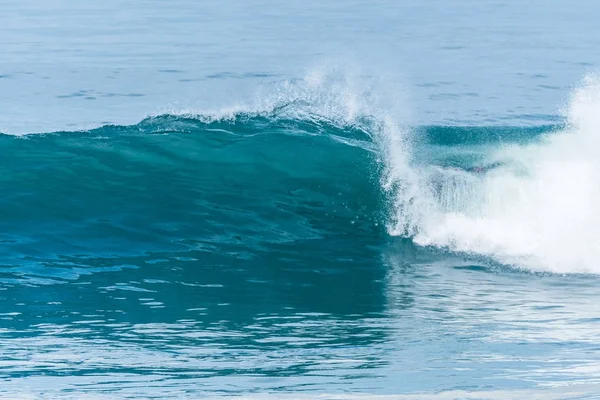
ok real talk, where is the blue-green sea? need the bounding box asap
[3,1,600,399]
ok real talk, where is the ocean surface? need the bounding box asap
[3,1,600,399]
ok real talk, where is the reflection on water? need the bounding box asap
[1,238,600,397]
[0,234,389,395]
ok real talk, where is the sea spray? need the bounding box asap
[392,75,600,273]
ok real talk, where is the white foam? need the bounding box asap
[387,74,600,273]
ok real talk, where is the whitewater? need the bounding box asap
[389,75,600,273]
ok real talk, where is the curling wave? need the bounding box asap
[2,70,599,274]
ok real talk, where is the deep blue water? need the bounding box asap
[3,1,600,399]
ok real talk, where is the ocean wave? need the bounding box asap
[3,69,599,274]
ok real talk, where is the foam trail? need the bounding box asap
[387,74,600,273]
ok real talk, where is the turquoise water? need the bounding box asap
[3,1,600,399]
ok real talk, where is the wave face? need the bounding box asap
[0,113,386,271]
[2,71,599,274]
